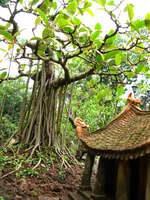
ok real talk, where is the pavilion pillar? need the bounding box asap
[116,160,130,200]
[92,157,108,200]
[79,152,95,191]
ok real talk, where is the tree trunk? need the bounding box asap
[20,61,65,152]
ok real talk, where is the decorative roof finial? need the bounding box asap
[127,92,142,106]
[74,118,89,138]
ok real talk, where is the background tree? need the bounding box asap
[0,0,150,155]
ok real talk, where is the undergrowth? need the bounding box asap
[0,144,76,179]
[0,115,17,140]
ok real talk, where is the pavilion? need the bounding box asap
[66,103,150,200]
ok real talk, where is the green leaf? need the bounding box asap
[21,64,26,71]
[117,86,124,96]
[66,0,77,15]
[107,0,114,6]
[30,0,39,6]
[19,0,23,4]
[0,0,8,7]
[90,31,100,41]
[132,19,145,29]
[0,72,7,79]
[126,71,134,79]
[56,15,71,28]
[96,90,105,101]
[109,66,117,73]
[44,0,49,6]
[104,51,118,60]
[72,17,80,26]
[56,51,62,60]
[63,26,74,33]
[146,73,150,78]
[143,65,149,72]
[79,34,87,43]
[31,37,42,40]
[84,2,92,9]
[95,22,102,31]
[52,2,57,10]
[0,25,6,30]
[42,27,53,38]
[105,36,115,46]
[37,8,48,27]
[0,29,13,41]
[38,44,47,56]
[135,64,144,73]
[96,54,103,64]
[125,4,134,21]
[105,88,112,101]
[79,27,87,32]
[93,0,106,7]
[78,7,83,15]
[37,1,49,13]
[115,54,121,66]
[93,39,102,48]
[145,13,150,30]
[0,48,7,52]
[98,0,106,7]
[35,16,41,27]
[86,8,94,17]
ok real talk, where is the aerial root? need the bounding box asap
[32,157,42,170]
[28,144,40,159]
[65,147,78,164]
[0,163,22,179]
[55,145,72,170]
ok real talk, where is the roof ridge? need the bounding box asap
[130,104,150,115]
[91,104,150,135]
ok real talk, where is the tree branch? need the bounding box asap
[53,67,95,87]
[0,74,28,84]
[99,38,139,54]
[98,10,120,51]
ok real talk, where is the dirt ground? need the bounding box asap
[0,162,84,200]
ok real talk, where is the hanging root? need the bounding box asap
[32,157,42,170]
[65,147,78,164]
[55,145,72,170]
[1,163,22,179]
[54,144,78,171]
[28,143,40,159]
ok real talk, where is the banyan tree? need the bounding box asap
[0,0,149,154]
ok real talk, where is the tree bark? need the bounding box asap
[19,61,63,152]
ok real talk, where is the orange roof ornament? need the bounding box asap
[74,117,89,139]
[127,92,142,107]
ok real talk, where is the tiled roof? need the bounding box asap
[81,104,150,159]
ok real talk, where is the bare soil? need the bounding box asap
[0,162,84,200]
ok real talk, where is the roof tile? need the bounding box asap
[80,104,150,159]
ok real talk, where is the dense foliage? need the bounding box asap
[0,79,28,140]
